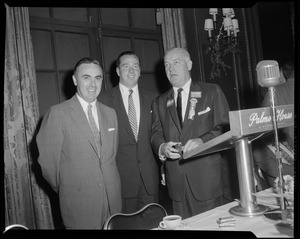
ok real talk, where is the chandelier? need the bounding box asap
[204,8,240,79]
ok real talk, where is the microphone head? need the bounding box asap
[256,60,280,87]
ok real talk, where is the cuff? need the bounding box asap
[159,143,166,161]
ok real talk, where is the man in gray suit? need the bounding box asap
[37,57,122,229]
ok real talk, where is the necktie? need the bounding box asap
[279,142,294,165]
[177,88,183,127]
[128,90,138,141]
[87,104,101,157]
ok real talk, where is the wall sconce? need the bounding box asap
[156,8,162,25]
[204,8,240,79]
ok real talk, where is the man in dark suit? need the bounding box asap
[151,47,230,219]
[99,51,160,213]
[37,57,122,229]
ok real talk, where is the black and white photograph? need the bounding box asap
[2,2,296,238]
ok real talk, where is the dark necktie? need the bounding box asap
[128,90,138,141]
[177,88,183,127]
[87,104,101,157]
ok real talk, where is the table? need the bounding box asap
[157,188,294,238]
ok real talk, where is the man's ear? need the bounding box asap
[188,60,193,71]
[116,67,120,77]
[72,75,77,86]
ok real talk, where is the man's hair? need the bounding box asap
[165,47,191,61]
[116,51,141,68]
[282,61,294,80]
[73,57,101,75]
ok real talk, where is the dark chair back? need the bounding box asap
[103,203,168,230]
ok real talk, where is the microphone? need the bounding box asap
[256,60,286,212]
[256,60,280,87]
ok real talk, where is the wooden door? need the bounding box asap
[30,7,166,118]
[99,8,167,95]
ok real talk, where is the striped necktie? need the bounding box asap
[87,104,101,157]
[128,90,138,141]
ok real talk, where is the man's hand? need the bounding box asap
[161,142,182,160]
[182,138,204,154]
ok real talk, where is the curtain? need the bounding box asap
[160,8,187,53]
[4,5,54,229]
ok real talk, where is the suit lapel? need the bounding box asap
[96,103,107,159]
[69,96,99,157]
[167,90,181,132]
[138,88,146,140]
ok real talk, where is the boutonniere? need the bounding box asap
[167,99,174,107]
[188,98,198,120]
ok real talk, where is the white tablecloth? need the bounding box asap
[157,188,294,238]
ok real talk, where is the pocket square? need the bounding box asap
[108,128,115,131]
[198,107,211,115]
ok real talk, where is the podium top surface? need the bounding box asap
[182,130,270,159]
[183,104,294,159]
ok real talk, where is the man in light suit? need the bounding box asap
[151,48,230,219]
[99,51,160,213]
[37,57,122,229]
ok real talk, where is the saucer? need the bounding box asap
[158,222,185,230]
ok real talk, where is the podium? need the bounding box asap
[183,104,294,217]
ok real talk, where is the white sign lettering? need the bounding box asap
[276,109,293,121]
[249,109,293,127]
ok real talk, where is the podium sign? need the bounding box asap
[183,104,294,217]
[230,104,294,137]
[183,105,294,160]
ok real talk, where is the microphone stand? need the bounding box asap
[266,86,287,220]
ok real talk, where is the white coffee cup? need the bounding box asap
[159,215,182,230]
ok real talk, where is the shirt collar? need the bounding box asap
[119,83,139,95]
[76,93,97,109]
[173,78,192,95]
